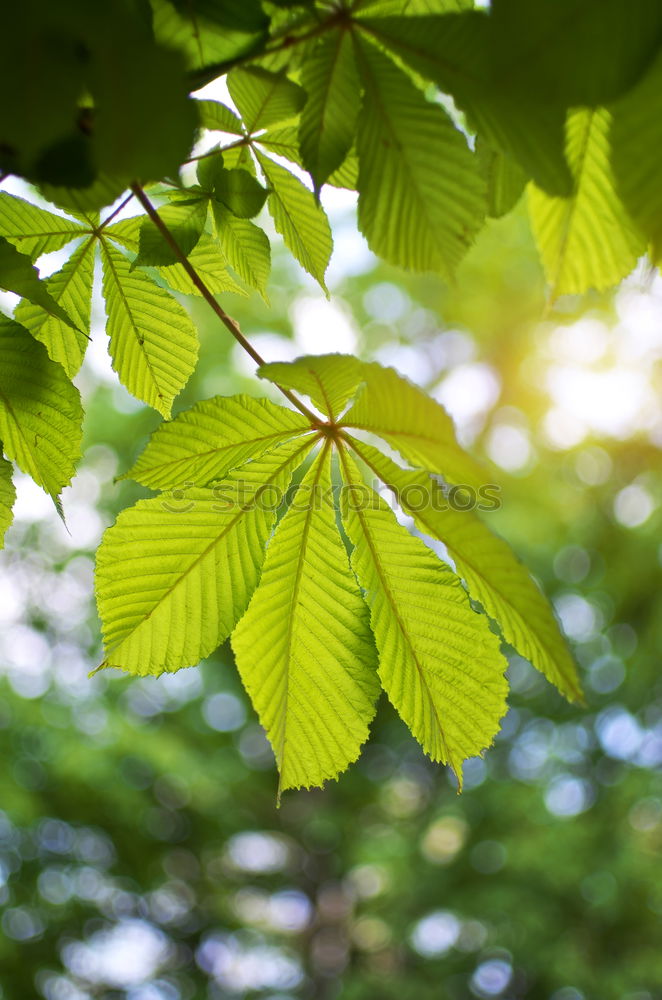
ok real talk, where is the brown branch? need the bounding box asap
[129,182,321,424]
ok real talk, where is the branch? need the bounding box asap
[129,183,321,424]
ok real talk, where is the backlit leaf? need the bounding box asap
[14,237,95,377]
[0,453,15,549]
[123,394,311,489]
[256,151,332,291]
[349,438,582,702]
[228,66,306,133]
[0,317,82,499]
[95,437,313,676]
[339,447,508,784]
[528,108,644,296]
[233,445,379,793]
[353,37,485,276]
[100,241,198,417]
[299,30,360,192]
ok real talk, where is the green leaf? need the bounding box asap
[203,160,268,219]
[338,447,508,784]
[14,237,95,377]
[611,50,662,263]
[299,30,360,192]
[0,236,78,330]
[233,445,379,793]
[38,174,130,215]
[123,394,311,489]
[0,192,85,258]
[0,317,82,499]
[476,138,527,219]
[157,232,247,297]
[134,200,208,268]
[152,0,268,79]
[228,66,306,133]
[353,37,485,277]
[259,354,364,419]
[349,438,582,703]
[256,127,303,166]
[488,0,662,108]
[359,13,572,196]
[212,205,271,298]
[255,151,332,292]
[341,360,488,490]
[100,242,198,417]
[95,437,313,676]
[0,453,15,549]
[90,34,197,184]
[528,108,644,297]
[327,151,359,190]
[197,99,245,134]
[102,214,144,252]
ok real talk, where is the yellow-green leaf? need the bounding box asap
[256,151,333,292]
[528,108,644,297]
[14,237,94,377]
[0,317,82,499]
[95,437,313,676]
[233,445,379,793]
[349,438,582,703]
[339,447,508,785]
[0,453,15,549]
[100,241,198,417]
[123,394,311,490]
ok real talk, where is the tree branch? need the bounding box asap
[129,183,321,424]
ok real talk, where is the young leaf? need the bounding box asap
[0,191,85,258]
[123,394,311,490]
[157,233,247,297]
[338,447,508,784]
[100,242,198,417]
[228,66,306,133]
[255,151,333,292]
[95,437,313,676]
[341,361,488,490]
[299,30,360,192]
[0,317,82,499]
[349,438,582,703]
[134,200,208,268]
[0,453,15,549]
[197,99,244,134]
[259,354,364,419]
[528,108,644,296]
[212,204,271,299]
[14,237,95,377]
[353,37,485,277]
[206,163,268,219]
[0,236,78,329]
[233,445,379,793]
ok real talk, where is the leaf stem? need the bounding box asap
[98,192,136,232]
[129,182,321,424]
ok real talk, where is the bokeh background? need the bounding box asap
[1,172,661,1000]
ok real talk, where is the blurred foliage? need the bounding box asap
[0,203,661,999]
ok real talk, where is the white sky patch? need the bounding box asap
[434,363,501,444]
[291,295,358,355]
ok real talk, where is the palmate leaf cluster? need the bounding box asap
[7,0,660,789]
[95,355,580,793]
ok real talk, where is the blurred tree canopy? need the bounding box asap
[0,1,662,998]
